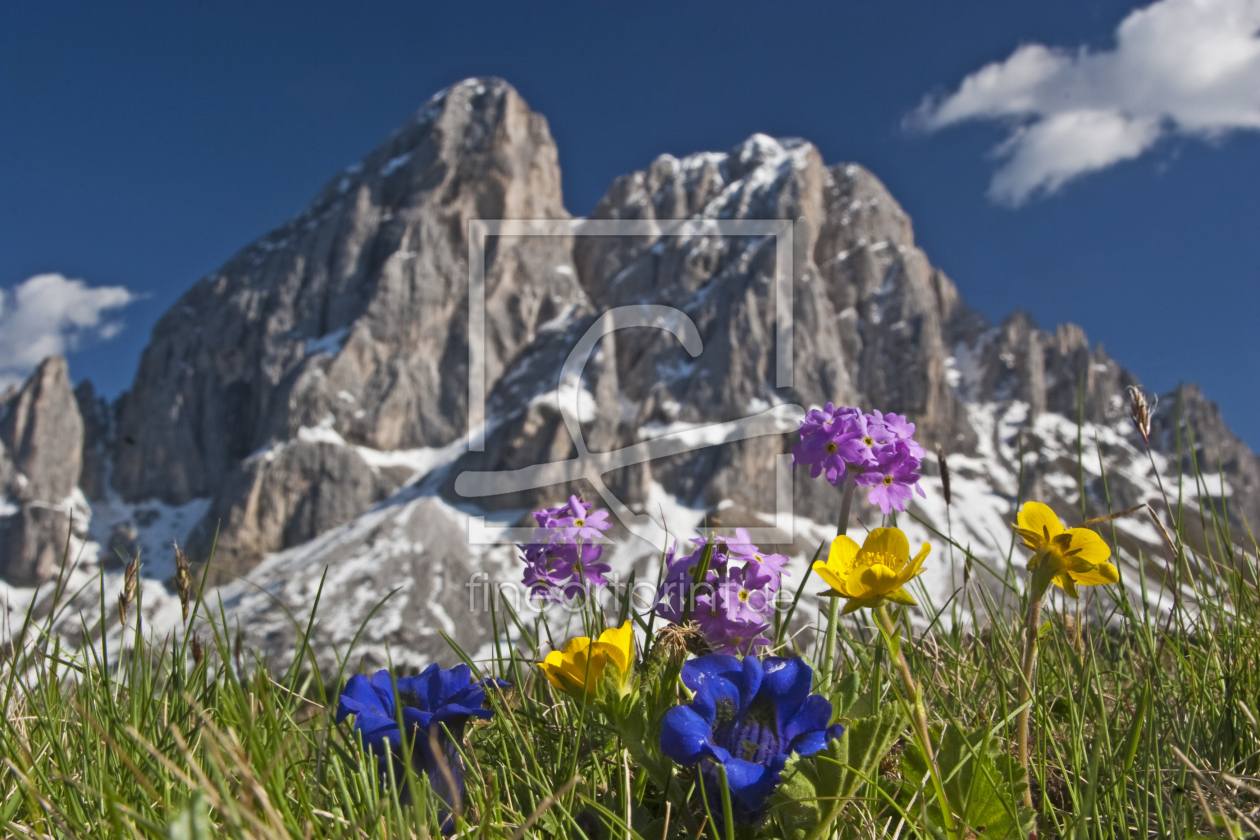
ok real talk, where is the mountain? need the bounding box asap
[2,78,1256,671]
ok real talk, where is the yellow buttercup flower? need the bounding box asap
[539,620,634,699]
[813,528,930,615]
[1012,501,1118,598]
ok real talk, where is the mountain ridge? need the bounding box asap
[1,77,1255,667]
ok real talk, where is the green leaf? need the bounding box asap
[770,705,907,840]
[1118,682,1151,776]
[771,743,827,840]
[830,670,863,721]
[900,725,1034,840]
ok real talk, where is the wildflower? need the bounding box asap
[336,664,504,826]
[857,441,927,514]
[869,409,926,459]
[714,563,780,625]
[655,537,725,624]
[548,542,613,590]
[660,655,845,825]
[684,533,734,575]
[539,620,634,700]
[792,403,927,511]
[844,410,893,468]
[725,527,790,574]
[554,494,612,541]
[1010,501,1118,808]
[653,533,783,654]
[694,609,772,656]
[791,402,862,485]
[813,527,930,615]
[1012,501,1119,598]
[518,496,613,601]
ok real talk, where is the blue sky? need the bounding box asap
[1,1,1257,447]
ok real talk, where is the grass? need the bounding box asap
[2,408,1259,839]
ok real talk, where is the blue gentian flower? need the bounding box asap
[660,655,844,825]
[337,664,505,828]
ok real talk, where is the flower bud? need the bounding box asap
[1127,386,1155,447]
[654,621,708,662]
[935,442,952,507]
[118,556,139,626]
[174,542,193,623]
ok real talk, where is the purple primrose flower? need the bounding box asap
[793,403,927,513]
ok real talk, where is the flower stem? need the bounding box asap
[1016,581,1046,809]
[818,476,857,689]
[874,604,956,839]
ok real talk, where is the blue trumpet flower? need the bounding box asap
[660,655,844,825]
[337,664,505,830]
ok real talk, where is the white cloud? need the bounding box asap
[0,274,135,391]
[911,0,1260,205]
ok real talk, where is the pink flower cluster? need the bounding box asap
[654,528,790,655]
[519,495,613,601]
[792,404,927,514]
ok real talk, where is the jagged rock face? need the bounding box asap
[9,77,1260,667]
[1149,384,1260,535]
[110,78,586,571]
[446,128,1260,553]
[0,356,85,584]
[451,136,980,528]
[195,437,414,579]
[956,312,1137,426]
[74,380,112,501]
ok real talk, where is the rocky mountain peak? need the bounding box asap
[109,77,586,573]
[1,356,82,503]
[2,81,1257,677]
[0,356,85,585]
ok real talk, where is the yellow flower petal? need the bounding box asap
[1015,501,1064,549]
[823,528,932,614]
[827,535,861,570]
[560,635,592,657]
[861,528,910,563]
[857,563,901,596]
[539,628,626,699]
[905,543,931,580]
[597,620,634,676]
[541,649,566,674]
[813,560,851,597]
[1063,527,1112,568]
[540,650,585,694]
[1068,561,1120,586]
